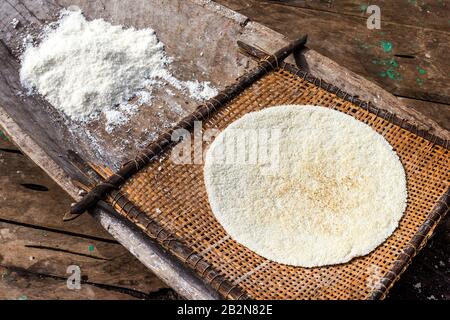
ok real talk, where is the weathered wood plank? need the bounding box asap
[217,0,450,106]
[0,0,448,299]
[0,138,113,240]
[0,219,169,296]
[388,213,450,300]
[0,0,252,299]
[398,97,450,132]
[91,203,221,299]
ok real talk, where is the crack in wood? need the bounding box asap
[0,147,23,155]
[20,183,49,192]
[0,39,14,58]
[394,54,416,59]
[16,0,44,24]
[0,217,119,244]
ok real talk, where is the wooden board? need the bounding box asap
[398,98,450,133]
[388,213,450,300]
[0,0,448,299]
[264,0,450,32]
[217,0,450,116]
[0,137,179,299]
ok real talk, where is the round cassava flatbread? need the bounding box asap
[204,105,407,267]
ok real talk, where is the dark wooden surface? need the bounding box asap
[0,133,179,300]
[215,0,449,300]
[0,0,448,299]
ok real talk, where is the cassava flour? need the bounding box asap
[204,105,407,267]
[20,9,217,124]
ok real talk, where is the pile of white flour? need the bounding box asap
[20,9,217,127]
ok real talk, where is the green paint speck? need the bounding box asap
[389,58,399,68]
[373,58,401,81]
[88,244,95,252]
[416,77,424,86]
[0,130,8,141]
[417,67,426,75]
[360,3,368,12]
[380,40,393,53]
[17,295,28,300]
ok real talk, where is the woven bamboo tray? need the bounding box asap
[71,38,450,300]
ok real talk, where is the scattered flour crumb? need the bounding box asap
[170,102,185,116]
[165,88,175,96]
[136,90,153,105]
[22,34,34,48]
[427,295,437,300]
[104,110,129,132]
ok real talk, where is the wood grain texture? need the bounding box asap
[217,0,450,108]
[0,137,112,239]
[0,138,177,299]
[0,265,140,300]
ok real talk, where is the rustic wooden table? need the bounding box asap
[0,0,448,300]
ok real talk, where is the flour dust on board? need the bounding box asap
[19,8,218,134]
